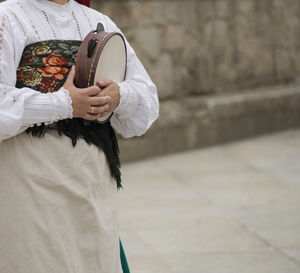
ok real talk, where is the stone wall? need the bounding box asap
[92,0,300,161]
[94,0,300,98]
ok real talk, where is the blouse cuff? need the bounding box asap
[58,87,73,118]
[113,81,137,120]
[23,87,73,126]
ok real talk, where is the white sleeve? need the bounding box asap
[0,13,72,142]
[103,15,159,138]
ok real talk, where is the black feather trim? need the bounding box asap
[26,119,122,189]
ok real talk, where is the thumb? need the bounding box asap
[65,65,75,86]
[97,79,114,88]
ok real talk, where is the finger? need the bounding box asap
[84,113,99,121]
[89,95,111,106]
[88,104,110,115]
[65,65,75,86]
[97,79,114,88]
[93,89,109,97]
[85,85,101,96]
[95,83,118,97]
[84,112,110,121]
[100,111,108,117]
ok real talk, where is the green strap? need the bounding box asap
[120,238,131,273]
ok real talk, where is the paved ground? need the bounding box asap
[118,129,300,273]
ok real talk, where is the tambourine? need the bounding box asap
[75,23,127,123]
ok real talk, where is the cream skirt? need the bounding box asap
[0,130,123,273]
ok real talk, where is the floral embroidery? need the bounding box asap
[25,56,34,63]
[32,45,51,56]
[17,66,33,82]
[16,40,81,93]
[42,53,67,66]
[18,65,32,72]
[37,66,68,80]
[40,77,60,93]
[23,71,42,86]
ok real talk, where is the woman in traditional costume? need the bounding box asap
[0,0,159,272]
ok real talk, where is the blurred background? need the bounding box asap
[1,0,298,272]
[92,0,300,161]
[91,1,300,272]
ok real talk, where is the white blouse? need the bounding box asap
[0,0,159,140]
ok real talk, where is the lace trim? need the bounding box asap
[17,1,41,40]
[80,6,93,29]
[0,16,11,100]
[41,10,57,39]
[72,11,83,40]
[0,15,6,79]
[60,86,73,118]
[9,10,27,36]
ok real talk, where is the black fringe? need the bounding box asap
[26,119,122,189]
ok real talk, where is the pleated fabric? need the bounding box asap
[0,130,123,273]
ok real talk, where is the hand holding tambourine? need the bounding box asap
[74,23,127,123]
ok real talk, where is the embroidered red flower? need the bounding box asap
[25,56,34,63]
[37,66,68,80]
[42,53,67,67]
[40,77,59,93]
[17,70,24,82]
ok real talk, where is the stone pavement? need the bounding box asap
[118,129,300,273]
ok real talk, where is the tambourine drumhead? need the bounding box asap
[94,35,127,85]
[94,34,127,122]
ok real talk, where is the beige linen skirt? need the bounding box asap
[0,129,123,273]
